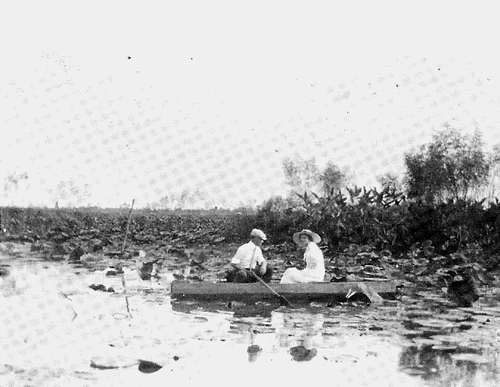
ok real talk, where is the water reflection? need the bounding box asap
[399,345,500,386]
[273,310,324,350]
[289,339,318,362]
[229,309,324,363]
[247,344,262,363]
[170,294,500,386]
[4,245,500,387]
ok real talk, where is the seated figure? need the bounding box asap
[225,228,273,283]
[280,229,325,284]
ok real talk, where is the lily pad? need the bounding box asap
[429,335,462,344]
[432,344,458,351]
[412,319,455,329]
[402,368,430,376]
[90,355,138,370]
[412,338,442,346]
[450,353,490,364]
[138,360,163,373]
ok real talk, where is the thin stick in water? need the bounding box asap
[121,199,135,253]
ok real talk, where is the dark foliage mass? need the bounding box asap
[404,127,491,202]
[254,187,500,257]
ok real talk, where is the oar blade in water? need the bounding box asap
[356,283,384,304]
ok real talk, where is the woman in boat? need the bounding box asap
[280,229,325,284]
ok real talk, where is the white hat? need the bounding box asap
[250,229,267,241]
[293,229,321,244]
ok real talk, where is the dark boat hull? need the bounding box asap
[170,280,400,302]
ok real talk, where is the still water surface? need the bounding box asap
[1,243,500,387]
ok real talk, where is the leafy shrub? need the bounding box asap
[253,196,308,244]
[253,187,500,257]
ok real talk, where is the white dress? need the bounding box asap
[280,242,325,284]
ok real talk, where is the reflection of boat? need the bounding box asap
[171,280,400,302]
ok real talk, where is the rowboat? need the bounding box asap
[170,280,401,303]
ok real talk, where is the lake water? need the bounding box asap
[1,242,500,387]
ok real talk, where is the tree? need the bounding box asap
[3,172,29,205]
[282,154,320,195]
[49,180,91,207]
[149,188,212,210]
[486,143,500,201]
[156,194,172,210]
[404,125,490,202]
[282,155,347,197]
[174,189,190,209]
[376,172,402,191]
[319,162,348,195]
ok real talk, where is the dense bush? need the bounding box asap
[253,188,500,257]
[253,196,307,244]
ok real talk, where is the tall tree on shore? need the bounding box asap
[404,125,490,202]
[319,161,349,195]
[282,155,321,195]
[282,154,348,197]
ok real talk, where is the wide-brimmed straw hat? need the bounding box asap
[293,229,321,244]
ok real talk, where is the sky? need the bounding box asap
[1,1,500,208]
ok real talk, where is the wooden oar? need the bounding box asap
[248,270,294,308]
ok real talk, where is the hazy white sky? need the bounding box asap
[1,1,500,208]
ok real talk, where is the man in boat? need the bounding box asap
[225,228,273,283]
